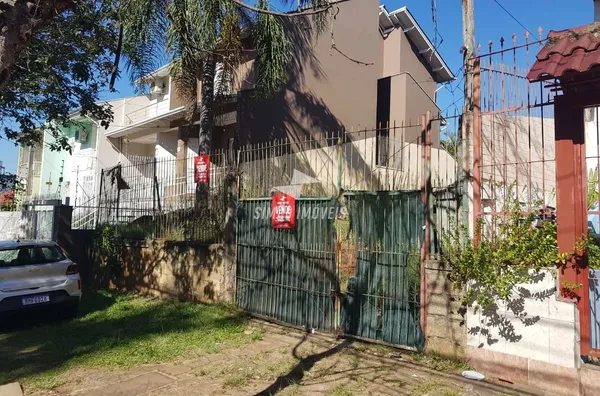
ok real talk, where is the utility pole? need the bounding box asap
[461,0,475,235]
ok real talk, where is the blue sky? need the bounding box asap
[0,0,593,174]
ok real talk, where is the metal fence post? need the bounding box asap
[153,157,157,216]
[337,132,343,194]
[95,169,104,230]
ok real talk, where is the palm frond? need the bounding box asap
[120,0,169,91]
[252,0,292,98]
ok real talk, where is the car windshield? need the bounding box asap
[0,246,66,267]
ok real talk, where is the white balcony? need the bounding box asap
[125,100,171,126]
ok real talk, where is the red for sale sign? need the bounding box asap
[271,193,296,229]
[194,155,210,184]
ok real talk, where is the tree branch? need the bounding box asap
[109,24,123,91]
[230,0,333,17]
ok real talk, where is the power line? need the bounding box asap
[491,0,533,35]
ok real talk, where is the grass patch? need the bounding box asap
[408,381,462,396]
[0,289,257,392]
[410,352,470,373]
[221,351,300,388]
[275,381,301,396]
[408,381,443,396]
[440,390,461,396]
[223,371,253,388]
[325,384,354,396]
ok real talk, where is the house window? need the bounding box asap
[376,77,391,166]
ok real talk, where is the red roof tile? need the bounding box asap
[527,23,600,82]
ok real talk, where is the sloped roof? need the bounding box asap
[527,23,600,82]
[379,5,454,83]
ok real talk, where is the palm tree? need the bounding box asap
[440,130,459,158]
[119,0,333,204]
[120,0,332,155]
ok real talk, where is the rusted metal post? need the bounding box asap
[473,57,482,244]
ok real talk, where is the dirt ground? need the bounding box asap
[28,320,545,396]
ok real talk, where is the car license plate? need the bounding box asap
[22,295,50,306]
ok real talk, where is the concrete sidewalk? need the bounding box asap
[0,383,23,396]
[32,322,543,396]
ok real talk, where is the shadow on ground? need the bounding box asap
[255,335,353,395]
[0,288,117,333]
[0,289,249,387]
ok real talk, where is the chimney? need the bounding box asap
[596,0,600,22]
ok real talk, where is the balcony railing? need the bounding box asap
[125,100,171,126]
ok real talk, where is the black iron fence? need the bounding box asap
[95,150,228,242]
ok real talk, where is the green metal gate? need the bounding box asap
[236,198,338,331]
[341,191,425,348]
[235,192,425,349]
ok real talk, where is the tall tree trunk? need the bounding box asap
[0,0,76,91]
[195,54,216,207]
[198,55,215,155]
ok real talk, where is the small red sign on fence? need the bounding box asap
[194,155,210,184]
[272,193,296,229]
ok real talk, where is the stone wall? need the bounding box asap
[424,260,467,359]
[115,240,231,303]
[59,230,235,304]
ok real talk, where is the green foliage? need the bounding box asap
[0,290,255,391]
[441,200,564,311]
[120,0,332,115]
[1,1,117,151]
[93,225,123,279]
[583,229,600,270]
[0,174,23,211]
[407,246,421,302]
[253,0,292,97]
[589,167,599,210]
[440,131,459,158]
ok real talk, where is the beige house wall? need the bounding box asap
[239,136,457,198]
[481,114,556,209]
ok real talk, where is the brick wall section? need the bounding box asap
[424,260,467,359]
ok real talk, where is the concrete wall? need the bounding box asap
[424,260,467,359]
[156,130,178,158]
[466,269,584,395]
[0,209,55,240]
[423,263,600,395]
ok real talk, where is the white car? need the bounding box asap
[0,240,81,317]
